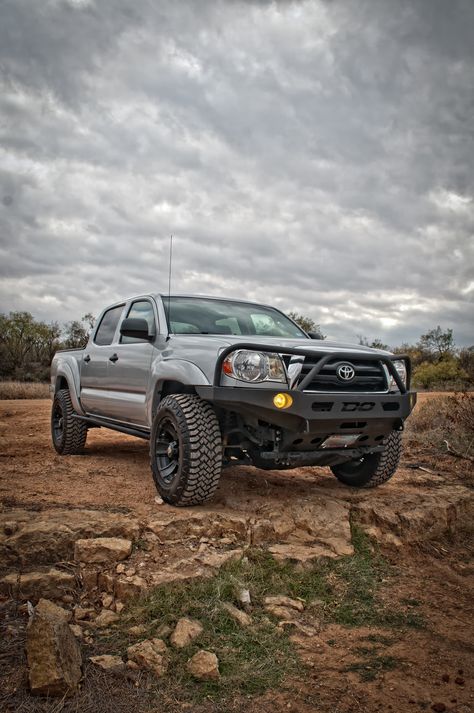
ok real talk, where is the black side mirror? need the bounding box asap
[120,317,151,340]
[308,331,323,340]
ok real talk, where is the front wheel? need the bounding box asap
[150,394,223,506]
[330,431,402,488]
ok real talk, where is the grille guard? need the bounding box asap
[214,343,411,394]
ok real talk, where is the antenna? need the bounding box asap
[166,235,173,340]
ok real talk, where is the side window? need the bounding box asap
[94,305,125,346]
[121,300,156,344]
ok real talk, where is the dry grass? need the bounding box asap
[0,381,50,400]
[406,392,474,460]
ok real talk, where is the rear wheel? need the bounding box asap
[150,394,222,506]
[330,431,402,488]
[51,389,88,454]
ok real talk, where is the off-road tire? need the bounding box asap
[150,394,222,506]
[51,388,88,455]
[330,431,402,488]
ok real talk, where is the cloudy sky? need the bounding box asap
[1,0,473,347]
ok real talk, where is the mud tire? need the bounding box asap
[150,394,222,506]
[51,388,88,455]
[330,431,402,488]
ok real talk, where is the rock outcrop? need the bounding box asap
[74,537,132,564]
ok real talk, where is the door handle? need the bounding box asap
[109,353,119,363]
[84,355,91,363]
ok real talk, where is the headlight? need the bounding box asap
[222,350,287,383]
[388,360,407,390]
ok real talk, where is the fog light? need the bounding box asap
[273,393,293,409]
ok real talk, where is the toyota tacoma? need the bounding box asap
[50,294,416,506]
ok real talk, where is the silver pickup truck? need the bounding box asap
[50,293,417,506]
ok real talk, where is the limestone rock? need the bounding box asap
[27,598,82,696]
[115,575,147,601]
[69,624,83,639]
[74,537,132,564]
[0,507,139,567]
[170,617,203,649]
[264,604,296,620]
[127,639,168,676]
[36,598,72,623]
[186,650,220,680]
[0,568,75,602]
[74,606,95,621]
[89,654,125,675]
[269,543,341,564]
[263,595,304,612]
[94,610,119,628]
[222,602,252,627]
[128,624,147,637]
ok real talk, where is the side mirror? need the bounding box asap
[308,331,323,340]
[120,317,151,340]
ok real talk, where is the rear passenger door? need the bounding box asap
[99,299,157,427]
[80,303,126,417]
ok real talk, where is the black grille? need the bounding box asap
[298,357,388,393]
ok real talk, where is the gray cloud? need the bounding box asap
[0,0,473,348]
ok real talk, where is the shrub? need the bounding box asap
[412,358,469,390]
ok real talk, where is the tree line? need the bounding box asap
[0,310,472,389]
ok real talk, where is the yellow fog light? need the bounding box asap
[273,392,293,409]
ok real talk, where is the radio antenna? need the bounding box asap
[166,235,173,340]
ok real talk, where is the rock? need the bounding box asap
[0,507,139,567]
[264,604,296,620]
[101,593,114,609]
[98,572,115,593]
[222,602,252,627]
[278,620,319,636]
[155,623,172,638]
[125,566,136,577]
[36,598,72,623]
[90,655,125,675]
[69,624,83,639]
[74,537,132,564]
[115,575,147,601]
[264,595,304,612]
[129,624,147,637]
[115,601,125,614]
[26,598,82,696]
[126,659,139,670]
[0,568,76,602]
[116,563,126,574]
[81,569,98,590]
[94,610,119,628]
[237,588,251,606]
[74,606,95,621]
[186,650,220,681]
[4,520,18,535]
[269,543,341,564]
[194,549,243,570]
[170,617,203,649]
[127,639,168,677]
[147,511,248,543]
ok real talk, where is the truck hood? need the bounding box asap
[168,334,392,357]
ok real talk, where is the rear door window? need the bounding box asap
[94,305,124,346]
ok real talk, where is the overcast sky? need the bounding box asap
[1,0,473,347]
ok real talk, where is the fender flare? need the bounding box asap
[147,359,210,424]
[55,360,85,415]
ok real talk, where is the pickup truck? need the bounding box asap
[50,293,417,506]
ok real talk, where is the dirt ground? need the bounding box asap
[0,396,473,713]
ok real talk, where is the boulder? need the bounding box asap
[127,639,168,677]
[74,537,132,564]
[186,650,220,681]
[36,598,72,622]
[26,598,82,696]
[170,617,203,649]
[89,655,125,675]
[222,602,252,627]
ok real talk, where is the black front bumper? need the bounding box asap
[195,385,417,435]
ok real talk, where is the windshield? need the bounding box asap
[163,297,308,339]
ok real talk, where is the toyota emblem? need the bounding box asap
[336,363,356,381]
